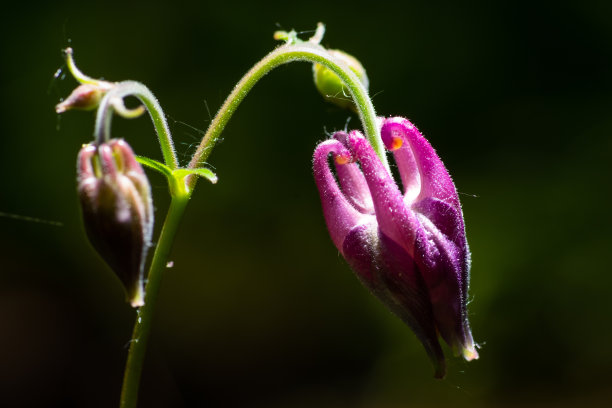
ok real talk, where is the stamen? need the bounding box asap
[381,125,405,151]
[390,135,403,151]
[334,151,351,165]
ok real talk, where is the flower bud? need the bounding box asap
[77,139,154,307]
[56,83,107,113]
[313,49,369,110]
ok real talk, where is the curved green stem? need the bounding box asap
[119,193,190,408]
[94,81,179,170]
[187,42,389,189]
[116,37,387,408]
[64,47,112,87]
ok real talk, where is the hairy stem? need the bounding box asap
[94,81,179,170]
[187,42,389,189]
[64,47,108,86]
[116,39,386,408]
[119,193,190,408]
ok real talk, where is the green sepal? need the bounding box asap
[136,156,217,197]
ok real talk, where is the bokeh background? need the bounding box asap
[1,0,611,407]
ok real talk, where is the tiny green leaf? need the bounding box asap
[173,168,218,184]
[136,156,173,179]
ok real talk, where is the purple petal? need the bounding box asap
[380,124,421,202]
[340,216,447,377]
[377,232,446,378]
[381,117,476,358]
[414,217,464,347]
[345,131,421,257]
[332,132,374,214]
[340,222,379,287]
[413,198,469,272]
[366,119,477,361]
[313,140,368,252]
[381,117,460,209]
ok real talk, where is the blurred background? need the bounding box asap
[1,0,611,407]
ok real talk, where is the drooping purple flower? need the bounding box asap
[77,139,153,307]
[313,117,478,378]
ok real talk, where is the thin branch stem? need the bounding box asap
[64,47,111,87]
[94,81,179,170]
[187,42,389,189]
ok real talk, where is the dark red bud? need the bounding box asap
[77,139,153,307]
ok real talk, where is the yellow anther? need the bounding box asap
[334,153,350,165]
[390,136,403,151]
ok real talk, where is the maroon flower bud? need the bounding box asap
[77,139,153,307]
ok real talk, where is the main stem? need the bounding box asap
[119,194,190,408]
[187,42,390,190]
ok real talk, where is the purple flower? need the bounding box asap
[313,117,478,378]
[78,139,154,307]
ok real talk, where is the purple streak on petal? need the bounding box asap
[381,117,459,208]
[346,131,421,257]
[313,140,366,252]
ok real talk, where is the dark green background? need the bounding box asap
[1,0,611,407]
